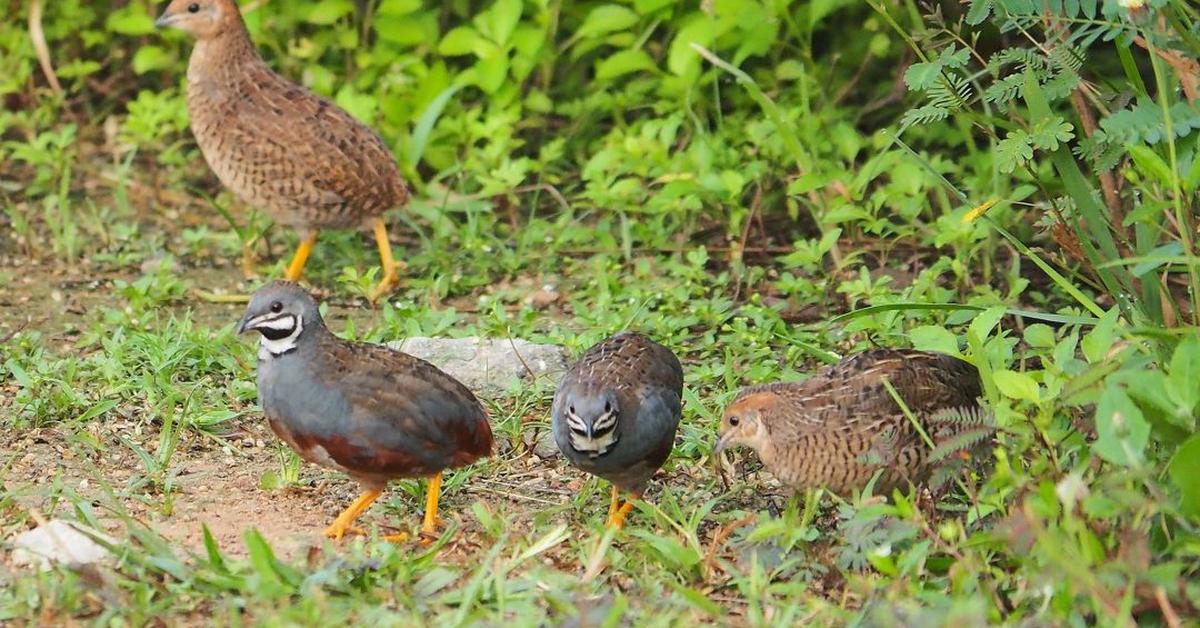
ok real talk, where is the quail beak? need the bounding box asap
[154,11,179,29]
[236,313,254,335]
[713,431,734,455]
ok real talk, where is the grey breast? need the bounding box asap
[256,344,354,464]
[552,373,682,493]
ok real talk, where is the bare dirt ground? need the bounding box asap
[0,245,558,563]
[0,222,767,588]
[2,412,603,564]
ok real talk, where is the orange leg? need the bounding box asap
[324,489,381,540]
[605,488,637,529]
[366,218,401,303]
[607,485,620,521]
[421,472,443,539]
[284,231,319,281]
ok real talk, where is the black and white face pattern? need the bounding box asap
[566,398,619,458]
[244,300,304,359]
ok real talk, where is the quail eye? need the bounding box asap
[187,2,200,12]
[568,405,575,415]
[603,401,612,413]
[270,301,283,313]
[729,415,740,426]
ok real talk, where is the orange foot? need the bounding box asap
[323,489,381,540]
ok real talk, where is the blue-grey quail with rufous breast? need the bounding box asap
[715,348,993,495]
[552,332,684,528]
[237,281,492,540]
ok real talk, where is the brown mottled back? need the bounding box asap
[719,349,991,494]
[179,0,408,231]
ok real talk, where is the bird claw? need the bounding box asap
[606,503,635,529]
[367,263,401,304]
[322,524,366,541]
[418,516,446,545]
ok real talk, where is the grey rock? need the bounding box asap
[524,427,561,459]
[11,520,114,570]
[388,337,568,399]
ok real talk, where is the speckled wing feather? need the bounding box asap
[309,335,492,482]
[735,349,985,493]
[187,39,408,230]
[563,332,684,396]
[743,349,980,437]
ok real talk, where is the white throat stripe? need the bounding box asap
[258,315,302,359]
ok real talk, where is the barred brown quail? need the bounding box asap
[714,349,992,495]
[157,0,408,302]
[237,281,493,540]
[552,332,684,528]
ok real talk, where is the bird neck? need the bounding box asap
[187,21,264,85]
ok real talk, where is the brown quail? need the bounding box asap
[237,282,492,540]
[552,332,684,528]
[714,349,992,495]
[157,0,408,302]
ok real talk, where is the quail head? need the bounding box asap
[157,0,409,302]
[552,332,684,528]
[237,281,492,540]
[715,348,992,495]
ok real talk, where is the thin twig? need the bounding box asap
[28,0,63,97]
[1069,88,1127,243]
[1155,586,1182,628]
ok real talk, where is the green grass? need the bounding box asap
[2,0,1200,624]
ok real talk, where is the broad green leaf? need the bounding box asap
[378,0,422,15]
[439,26,480,56]
[909,325,960,356]
[133,46,172,74]
[306,0,355,25]
[487,0,524,45]
[967,305,1006,343]
[106,7,155,36]
[667,17,715,76]
[1030,116,1074,151]
[635,0,676,13]
[994,369,1040,403]
[966,0,993,24]
[576,5,640,40]
[1168,435,1200,517]
[1080,307,1118,363]
[334,86,377,124]
[1093,384,1150,466]
[375,15,434,46]
[903,61,943,90]
[1024,323,1056,348]
[996,131,1033,173]
[595,49,657,80]
[1166,335,1200,418]
[5,359,31,387]
[475,52,509,93]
